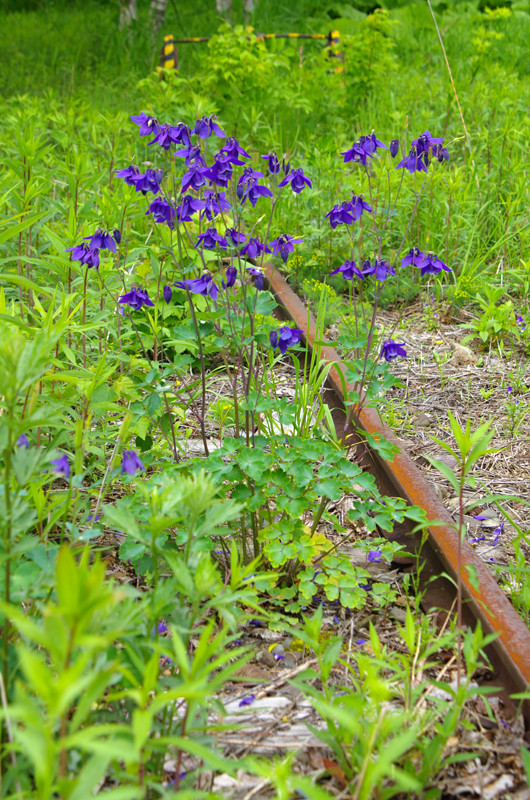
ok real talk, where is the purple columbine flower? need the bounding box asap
[237,168,273,206]
[225,228,248,247]
[174,273,219,302]
[156,621,167,635]
[278,168,312,194]
[196,227,229,250]
[412,130,444,156]
[52,454,70,478]
[200,190,231,221]
[469,536,486,544]
[246,267,265,290]
[239,694,255,707]
[269,326,303,355]
[341,143,369,165]
[204,153,233,188]
[380,340,407,362]
[114,164,141,186]
[130,112,159,137]
[325,202,355,228]
[367,549,383,563]
[400,247,425,268]
[173,143,207,167]
[219,137,251,165]
[240,237,270,260]
[121,450,144,476]
[65,243,100,269]
[416,252,451,276]
[163,284,172,304]
[84,229,117,254]
[118,287,155,310]
[261,151,281,174]
[176,194,205,223]
[473,514,490,521]
[146,197,175,228]
[134,169,164,196]
[363,259,395,282]
[397,148,428,174]
[390,139,399,158]
[360,132,388,156]
[349,195,373,220]
[193,114,225,140]
[149,121,191,150]
[330,260,363,280]
[17,433,30,449]
[268,234,303,263]
[491,522,504,546]
[181,165,208,193]
[222,266,237,289]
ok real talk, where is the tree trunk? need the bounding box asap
[150,0,169,37]
[119,0,137,30]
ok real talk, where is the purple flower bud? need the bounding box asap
[52,454,70,478]
[261,151,281,174]
[17,433,30,449]
[113,229,122,244]
[239,694,255,707]
[163,284,172,304]
[222,266,237,289]
[390,139,399,158]
[121,450,144,476]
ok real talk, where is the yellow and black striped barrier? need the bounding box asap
[159,30,343,71]
[161,33,177,69]
[328,29,345,77]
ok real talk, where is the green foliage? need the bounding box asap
[289,606,495,800]
[0,1,528,794]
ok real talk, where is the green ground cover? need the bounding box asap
[0,0,529,796]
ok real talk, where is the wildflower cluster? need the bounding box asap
[66,228,120,270]
[325,129,452,366]
[110,112,310,312]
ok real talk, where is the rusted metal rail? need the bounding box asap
[264,263,530,727]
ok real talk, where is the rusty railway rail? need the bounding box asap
[264,263,530,727]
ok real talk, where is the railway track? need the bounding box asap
[264,263,530,728]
